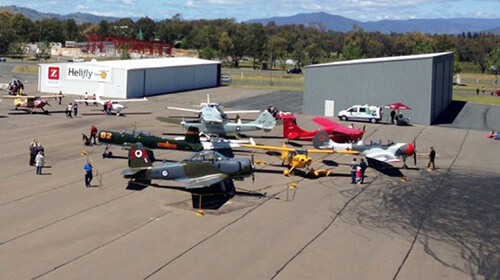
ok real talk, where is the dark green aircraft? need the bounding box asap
[98,127,203,152]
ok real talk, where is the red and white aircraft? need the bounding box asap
[313,130,416,168]
[283,117,364,143]
[74,95,147,116]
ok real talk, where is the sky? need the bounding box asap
[2,0,500,21]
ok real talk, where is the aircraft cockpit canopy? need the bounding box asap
[185,150,226,162]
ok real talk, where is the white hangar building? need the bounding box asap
[38,57,222,98]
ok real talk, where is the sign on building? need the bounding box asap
[46,66,61,87]
[66,65,112,82]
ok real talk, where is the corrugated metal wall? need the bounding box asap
[303,54,453,125]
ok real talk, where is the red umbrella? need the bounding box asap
[387,102,412,110]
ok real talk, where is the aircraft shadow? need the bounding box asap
[367,158,405,177]
[8,110,66,115]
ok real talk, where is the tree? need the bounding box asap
[246,23,266,69]
[135,17,156,41]
[62,19,78,41]
[342,40,362,60]
[98,20,111,36]
[38,41,51,61]
[305,42,325,64]
[8,41,27,59]
[488,47,500,75]
[219,31,234,63]
[412,41,434,54]
[200,47,218,60]
[452,49,463,74]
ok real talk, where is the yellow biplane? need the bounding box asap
[3,94,62,114]
[242,143,359,177]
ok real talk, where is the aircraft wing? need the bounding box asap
[224,110,261,114]
[365,153,400,163]
[179,173,228,189]
[40,94,64,99]
[241,144,297,153]
[166,106,201,113]
[110,97,147,103]
[74,99,99,104]
[307,149,359,155]
[312,117,342,129]
[3,95,36,99]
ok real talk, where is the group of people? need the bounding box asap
[29,140,45,175]
[476,87,486,95]
[8,78,24,95]
[350,158,368,184]
[266,105,280,118]
[66,103,79,118]
[390,109,409,125]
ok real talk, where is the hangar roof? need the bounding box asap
[48,57,220,70]
[306,52,453,69]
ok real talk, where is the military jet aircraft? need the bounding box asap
[74,95,147,116]
[98,127,203,152]
[167,94,260,123]
[181,110,276,136]
[312,130,416,168]
[122,143,254,193]
[3,94,62,113]
[242,142,358,177]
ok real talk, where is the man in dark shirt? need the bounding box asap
[350,158,358,184]
[390,109,396,124]
[428,147,436,170]
[359,158,368,184]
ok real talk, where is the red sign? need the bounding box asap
[48,67,60,80]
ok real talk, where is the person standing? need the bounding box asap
[84,161,93,187]
[92,93,97,106]
[482,86,485,95]
[107,101,113,115]
[350,158,358,184]
[476,88,480,95]
[35,151,45,175]
[29,140,37,166]
[58,91,63,105]
[73,102,79,118]
[90,124,98,145]
[36,142,45,155]
[84,92,89,106]
[428,147,436,170]
[359,158,368,184]
[390,109,396,124]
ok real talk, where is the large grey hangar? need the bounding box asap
[303,52,454,125]
[38,57,221,99]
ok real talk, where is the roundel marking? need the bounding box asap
[135,150,143,158]
[162,170,169,177]
[236,126,241,131]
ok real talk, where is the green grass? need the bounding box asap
[11,65,38,74]
[453,94,500,105]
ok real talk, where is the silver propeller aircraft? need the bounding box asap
[166,94,260,123]
[181,110,276,136]
[313,130,416,168]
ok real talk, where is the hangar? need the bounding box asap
[38,57,221,99]
[303,52,454,125]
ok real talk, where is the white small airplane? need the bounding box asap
[167,94,260,123]
[74,95,147,116]
[174,133,256,150]
[313,130,416,168]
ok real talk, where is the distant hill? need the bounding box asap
[0,5,120,24]
[483,26,500,35]
[247,12,500,34]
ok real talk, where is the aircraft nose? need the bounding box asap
[405,143,415,156]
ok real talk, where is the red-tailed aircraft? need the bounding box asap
[283,117,364,143]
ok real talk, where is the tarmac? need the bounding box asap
[0,86,499,280]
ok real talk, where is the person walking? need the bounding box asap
[359,158,368,184]
[29,140,37,166]
[58,91,63,105]
[35,151,45,175]
[73,102,79,118]
[84,161,93,187]
[66,103,73,118]
[350,158,358,184]
[427,147,436,170]
[90,124,98,145]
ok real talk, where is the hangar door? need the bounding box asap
[324,100,335,117]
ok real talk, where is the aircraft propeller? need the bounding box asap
[413,140,417,166]
[251,153,255,183]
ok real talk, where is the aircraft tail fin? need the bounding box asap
[313,130,333,149]
[251,111,276,131]
[283,118,307,138]
[128,143,153,168]
[184,127,201,144]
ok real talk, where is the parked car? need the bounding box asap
[286,68,302,74]
[0,57,6,62]
[220,75,232,84]
[492,90,500,96]
[338,104,382,123]
[71,57,85,62]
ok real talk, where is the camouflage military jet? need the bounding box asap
[181,110,276,136]
[98,127,203,152]
[122,143,254,193]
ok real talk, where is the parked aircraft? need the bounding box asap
[122,143,254,193]
[283,117,364,143]
[241,142,358,177]
[98,127,203,152]
[181,111,276,136]
[0,76,25,94]
[167,94,260,123]
[3,94,62,113]
[313,130,416,168]
[74,95,147,116]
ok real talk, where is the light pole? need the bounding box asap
[269,51,273,86]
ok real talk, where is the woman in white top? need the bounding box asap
[35,152,45,175]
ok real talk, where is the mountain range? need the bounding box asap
[247,12,500,34]
[1,6,500,35]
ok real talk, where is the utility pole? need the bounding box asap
[269,51,273,86]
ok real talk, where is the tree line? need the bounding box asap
[1,9,499,73]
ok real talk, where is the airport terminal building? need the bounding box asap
[303,52,454,125]
[38,57,221,99]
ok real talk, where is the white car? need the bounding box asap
[338,105,382,123]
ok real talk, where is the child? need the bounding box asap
[356,167,362,184]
